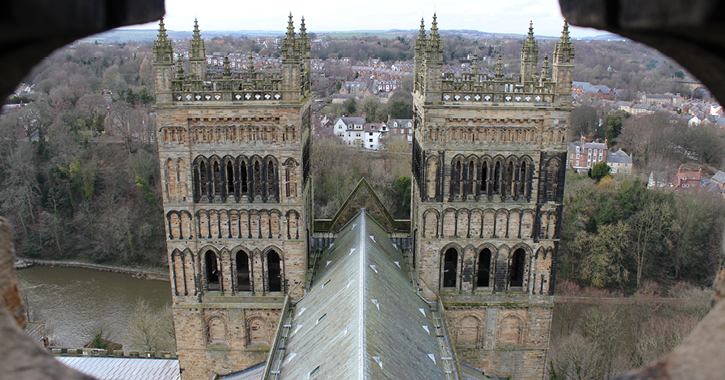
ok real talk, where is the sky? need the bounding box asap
[128,0,603,38]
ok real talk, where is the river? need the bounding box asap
[16,266,172,349]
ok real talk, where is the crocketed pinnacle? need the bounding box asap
[430,13,439,39]
[560,20,570,44]
[286,13,295,38]
[157,18,169,41]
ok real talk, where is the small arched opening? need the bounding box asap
[236,251,251,291]
[443,248,458,288]
[267,250,282,292]
[226,161,235,196]
[480,161,488,194]
[509,248,526,288]
[477,248,492,288]
[205,250,220,291]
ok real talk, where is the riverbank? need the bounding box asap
[22,259,169,281]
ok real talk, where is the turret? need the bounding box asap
[153,18,174,104]
[299,17,312,95]
[414,18,427,94]
[189,19,207,80]
[281,13,301,103]
[520,21,539,83]
[424,14,444,104]
[553,21,575,105]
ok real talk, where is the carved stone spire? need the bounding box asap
[472,53,478,75]
[286,12,295,39]
[540,54,550,85]
[188,19,206,79]
[520,21,539,82]
[223,54,231,76]
[190,18,205,60]
[552,20,575,104]
[495,56,503,78]
[248,53,255,73]
[153,18,173,64]
[554,20,574,64]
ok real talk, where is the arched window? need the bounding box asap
[285,159,297,199]
[212,161,221,198]
[240,159,248,195]
[493,162,501,195]
[509,248,526,287]
[226,161,234,196]
[467,161,476,197]
[198,161,208,198]
[205,250,220,291]
[236,251,251,291]
[518,161,528,197]
[480,161,488,194]
[547,159,560,202]
[443,248,458,288]
[426,157,439,199]
[477,248,491,288]
[451,160,462,198]
[253,161,262,198]
[267,250,282,292]
[506,161,514,197]
[266,160,277,201]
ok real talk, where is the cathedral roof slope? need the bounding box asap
[274,211,450,379]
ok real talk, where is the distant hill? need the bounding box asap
[79,28,623,43]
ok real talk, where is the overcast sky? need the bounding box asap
[129,0,603,38]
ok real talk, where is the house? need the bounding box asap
[333,116,365,140]
[648,171,668,189]
[711,170,725,190]
[671,165,702,188]
[567,138,608,172]
[361,122,387,150]
[385,118,413,143]
[607,149,633,174]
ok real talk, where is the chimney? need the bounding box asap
[362,112,367,122]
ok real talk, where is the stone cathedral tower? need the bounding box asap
[153,16,312,380]
[411,17,574,379]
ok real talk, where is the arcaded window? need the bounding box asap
[443,248,458,288]
[509,248,526,287]
[205,250,220,291]
[267,250,282,292]
[236,251,251,291]
[226,161,234,195]
[480,161,488,194]
[477,248,491,288]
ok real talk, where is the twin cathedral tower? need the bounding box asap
[154,14,573,380]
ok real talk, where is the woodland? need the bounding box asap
[2,29,724,378]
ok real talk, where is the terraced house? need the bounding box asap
[154,15,573,380]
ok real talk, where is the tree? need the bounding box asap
[389,100,412,119]
[361,98,382,123]
[630,202,673,288]
[392,175,411,216]
[578,222,631,289]
[125,299,176,354]
[589,162,611,181]
[570,106,599,141]
[603,115,623,144]
[343,98,357,116]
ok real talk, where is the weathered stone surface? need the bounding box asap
[411,18,571,379]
